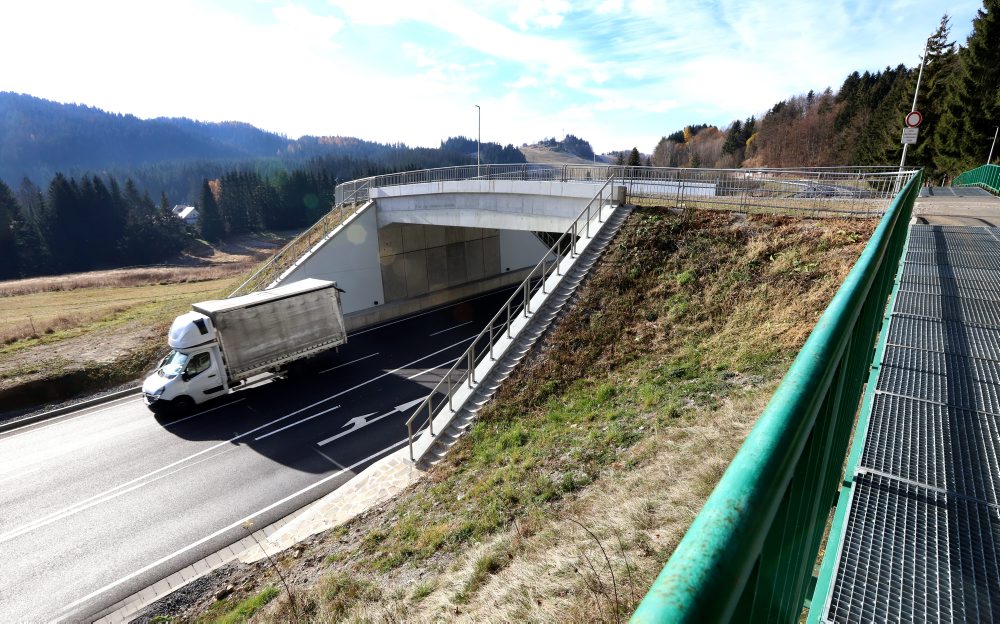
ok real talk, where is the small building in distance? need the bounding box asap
[172,205,199,226]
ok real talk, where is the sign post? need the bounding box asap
[899,38,929,171]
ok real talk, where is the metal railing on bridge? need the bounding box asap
[232,165,918,298]
[335,164,917,217]
[954,163,1000,195]
[404,175,621,461]
[630,171,922,623]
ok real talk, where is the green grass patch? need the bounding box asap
[197,586,279,624]
[319,572,380,619]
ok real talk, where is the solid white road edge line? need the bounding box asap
[319,352,379,374]
[58,438,409,617]
[429,321,472,337]
[0,395,143,443]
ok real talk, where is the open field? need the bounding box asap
[147,208,876,623]
[0,279,234,348]
[520,145,601,166]
[0,232,294,407]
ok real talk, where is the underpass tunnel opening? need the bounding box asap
[376,223,554,304]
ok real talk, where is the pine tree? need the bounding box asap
[914,14,959,173]
[0,180,20,279]
[722,120,743,155]
[627,147,641,166]
[41,173,85,272]
[199,179,225,242]
[935,0,1000,174]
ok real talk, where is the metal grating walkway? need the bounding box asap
[822,224,1000,622]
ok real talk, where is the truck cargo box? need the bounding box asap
[193,278,346,382]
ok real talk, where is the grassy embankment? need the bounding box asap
[169,207,874,623]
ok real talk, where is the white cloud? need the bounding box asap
[508,0,572,30]
[0,0,985,156]
[595,0,624,14]
[507,76,541,89]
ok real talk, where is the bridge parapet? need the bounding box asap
[337,164,918,218]
[234,165,919,299]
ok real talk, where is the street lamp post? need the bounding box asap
[989,126,999,165]
[900,38,930,170]
[475,104,481,177]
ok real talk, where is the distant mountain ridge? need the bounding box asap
[0,92,298,183]
[0,92,522,200]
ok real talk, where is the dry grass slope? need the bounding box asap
[149,208,875,623]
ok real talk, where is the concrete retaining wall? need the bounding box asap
[278,202,386,315]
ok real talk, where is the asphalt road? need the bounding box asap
[0,286,515,623]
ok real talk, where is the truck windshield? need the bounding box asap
[159,351,189,378]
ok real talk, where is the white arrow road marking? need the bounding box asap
[317,396,427,447]
[253,405,341,441]
[340,412,378,430]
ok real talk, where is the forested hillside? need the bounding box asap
[0,93,525,203]
[651,5,998,179]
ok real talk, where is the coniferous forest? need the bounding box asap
[1,2,997,281]
[653,5,999,181]
[0,136,524,280]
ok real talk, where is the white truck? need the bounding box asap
[142,278,347,414]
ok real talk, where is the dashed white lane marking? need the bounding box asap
[429,321,472,337]
[0,446,238,545]
[58,439,409,617]
[319,352,379,374]
[163,398,247,428]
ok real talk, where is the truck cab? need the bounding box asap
[142,311,227,414]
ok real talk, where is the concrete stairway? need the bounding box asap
[415,204,634,469]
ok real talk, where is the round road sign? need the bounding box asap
[905,111,923,128]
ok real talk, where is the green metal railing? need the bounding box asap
[953,163,1000,195]
[630,170,922,623]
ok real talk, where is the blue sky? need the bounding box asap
[0,0,982,153]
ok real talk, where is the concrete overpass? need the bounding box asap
[232,164,909,333]
[267,182,608,331]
